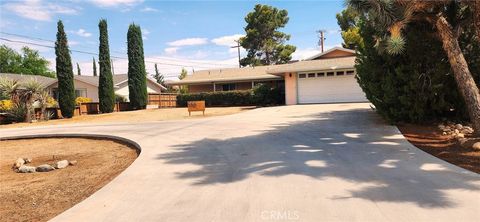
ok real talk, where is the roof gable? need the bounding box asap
[306,47,355,61]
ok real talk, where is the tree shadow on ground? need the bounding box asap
[157,108,479,208]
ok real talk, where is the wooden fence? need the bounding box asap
[148,93,177,108]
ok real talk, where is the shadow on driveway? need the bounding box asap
[157,108,479,209]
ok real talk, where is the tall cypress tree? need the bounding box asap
[55,20,76,118]
[76,63,81,75]
[98,19,115,113]
[92,57,97,76]
[127,23,147,110]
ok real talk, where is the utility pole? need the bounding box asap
[231,40,241,68]
[317,30,326,52]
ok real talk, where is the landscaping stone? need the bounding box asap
[455,133,465,139]
[455,124,463,130]
[36,164,55,172]
[69,160,77,166]
[55,160,69,169]
[473,142,480,150]
[17,165,36,173]
[23,158,32,164]
[13,158,25,169]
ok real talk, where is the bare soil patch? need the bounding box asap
[398,123,480,174]
[0,138,138,222]
[1,106,254,129]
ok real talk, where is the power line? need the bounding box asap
[0,37,235,69]
[0,31,236,67]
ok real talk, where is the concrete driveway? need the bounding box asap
[1,103,479,221]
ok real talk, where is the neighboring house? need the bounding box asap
[0,73,166,102]
[168,47,367,105]
[167,65,283,93]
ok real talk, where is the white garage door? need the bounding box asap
[297,71,367,104]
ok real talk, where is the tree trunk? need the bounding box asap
[435,16,480,135]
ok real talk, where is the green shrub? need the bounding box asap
[4,103,26,123]
[355,20,479,123]
[252,84,284,106]
[177,87,284,107]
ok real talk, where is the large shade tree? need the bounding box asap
[127,23,148,110]
[348,0,480,134]
[55,20,76,118]
[239,4,296,66]
[0,45,55,78]
[98,19,115,113]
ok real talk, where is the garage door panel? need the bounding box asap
[297,75,367,104]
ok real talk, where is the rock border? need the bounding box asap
[0,133,142,155]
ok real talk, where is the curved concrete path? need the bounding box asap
[1,103,479,221]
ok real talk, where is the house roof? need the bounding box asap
[0,73,57,87]
[266,57,356,75]
[170,66,282,85]
[305,47,355,61]
[0,73,166,90]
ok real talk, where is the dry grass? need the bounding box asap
[1,106,254,128]
[0,138,138,222]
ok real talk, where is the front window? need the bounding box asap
[222,84,236,91]
[75,89,87,98]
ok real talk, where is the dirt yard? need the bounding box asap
[398,123,480,174]
[1,106,254,128]
[0,138,138,222]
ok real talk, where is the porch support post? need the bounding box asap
[251,81,254,89]
[213,82,216,92]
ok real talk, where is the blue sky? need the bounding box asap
[0,0,345,79]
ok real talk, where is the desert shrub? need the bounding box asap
[3,103,27,123]
[75,97,92,105]
[0,99,13,111]
[46,96,58,108]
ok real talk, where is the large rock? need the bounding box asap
[23,158,32,164]
[17,165,36,173]
[55,160,69,169]
[473,142,480,150]
[455,124,463,130]
[68,160,77,166]
[36,164,55,172]
[13,158,25,169]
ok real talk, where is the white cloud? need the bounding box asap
[167,38,208,47]
[211,34,244,47]
[164,47,178,55]
[5,0,79,21]
[90,0,144,7]
[141,28,150,40]
[292,48,320,60]
[74,29,92,37]
[292,45,342,60]
[140,7,158,12]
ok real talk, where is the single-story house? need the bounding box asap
[0,73,166,102]
[167,47,367,105]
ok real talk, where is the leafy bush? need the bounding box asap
[115,94,127,103]
[46,96,58,108]
[3,103,27,123]
[75,97,92,105]
[252,84,284,106]
[0,99,13,111]
[177,87,284,107]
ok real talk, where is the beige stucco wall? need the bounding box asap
[315,50,354,59]
[189,84,214,93]
[115,80,163,101]
[284,72,297,105]
[47,79,99,102]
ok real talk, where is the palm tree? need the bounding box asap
[347,0,480,135]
